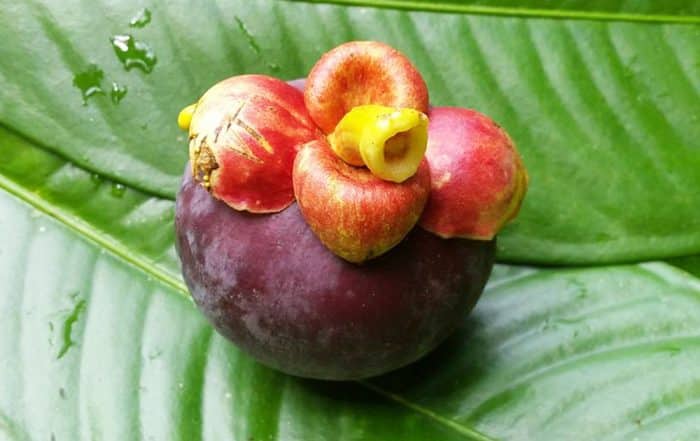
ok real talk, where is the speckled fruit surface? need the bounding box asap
[175,169,495,380]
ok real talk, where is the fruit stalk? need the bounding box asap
[328,105,428,183]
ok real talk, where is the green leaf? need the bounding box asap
[294,0,700,22]
[374,264,700,439]
[0,0,698,264]
[0,125,180,281]
[667,255,700,279]
[3,188,700,440]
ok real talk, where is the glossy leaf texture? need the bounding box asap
[667,255,700,279]
[3,190,700,440]
[295,0,700,21]
[0,125,180,282]
[0,0,698,264]
[374,264,700,439]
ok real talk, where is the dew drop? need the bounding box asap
[56,297,87,360]
[148,348,162,360]
[660,345,682,356]
[129,8,152,28]
[110,82,128,104]
[110,34,157,73]
[111,183,126,198]
[540,317,556,331]
[72,64,104,105]
[267,62,280,72]
[48,321,54,345]
[38,225,46,233]
[234,16,261,55]
[90,173,103,185]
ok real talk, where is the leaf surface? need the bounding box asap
[293,0,700,21]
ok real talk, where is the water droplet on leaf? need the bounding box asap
[110,82,128,104]
[234,16,261,55]
[73,64,104,105]
[56,297,87,360]
[148,348,162,360]
[129,8,152,28]
[48,321,54,345]
[111,183,126,197]
[110,34,157,73]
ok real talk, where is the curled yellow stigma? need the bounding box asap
[177,103,197,131]
[328,105,428,183]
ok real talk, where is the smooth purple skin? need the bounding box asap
[176,170,495,380]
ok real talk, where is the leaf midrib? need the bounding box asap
[289,0,700,24]
[0,138,496,441]
[0,166,184,296]
[359,380,497,441]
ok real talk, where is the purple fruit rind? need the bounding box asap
[176,170,495,380]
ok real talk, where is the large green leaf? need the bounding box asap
[0,0,698,264]
[2,0,700,439]
[3,188,700,440]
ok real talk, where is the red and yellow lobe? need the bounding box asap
[183,75,322,213]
